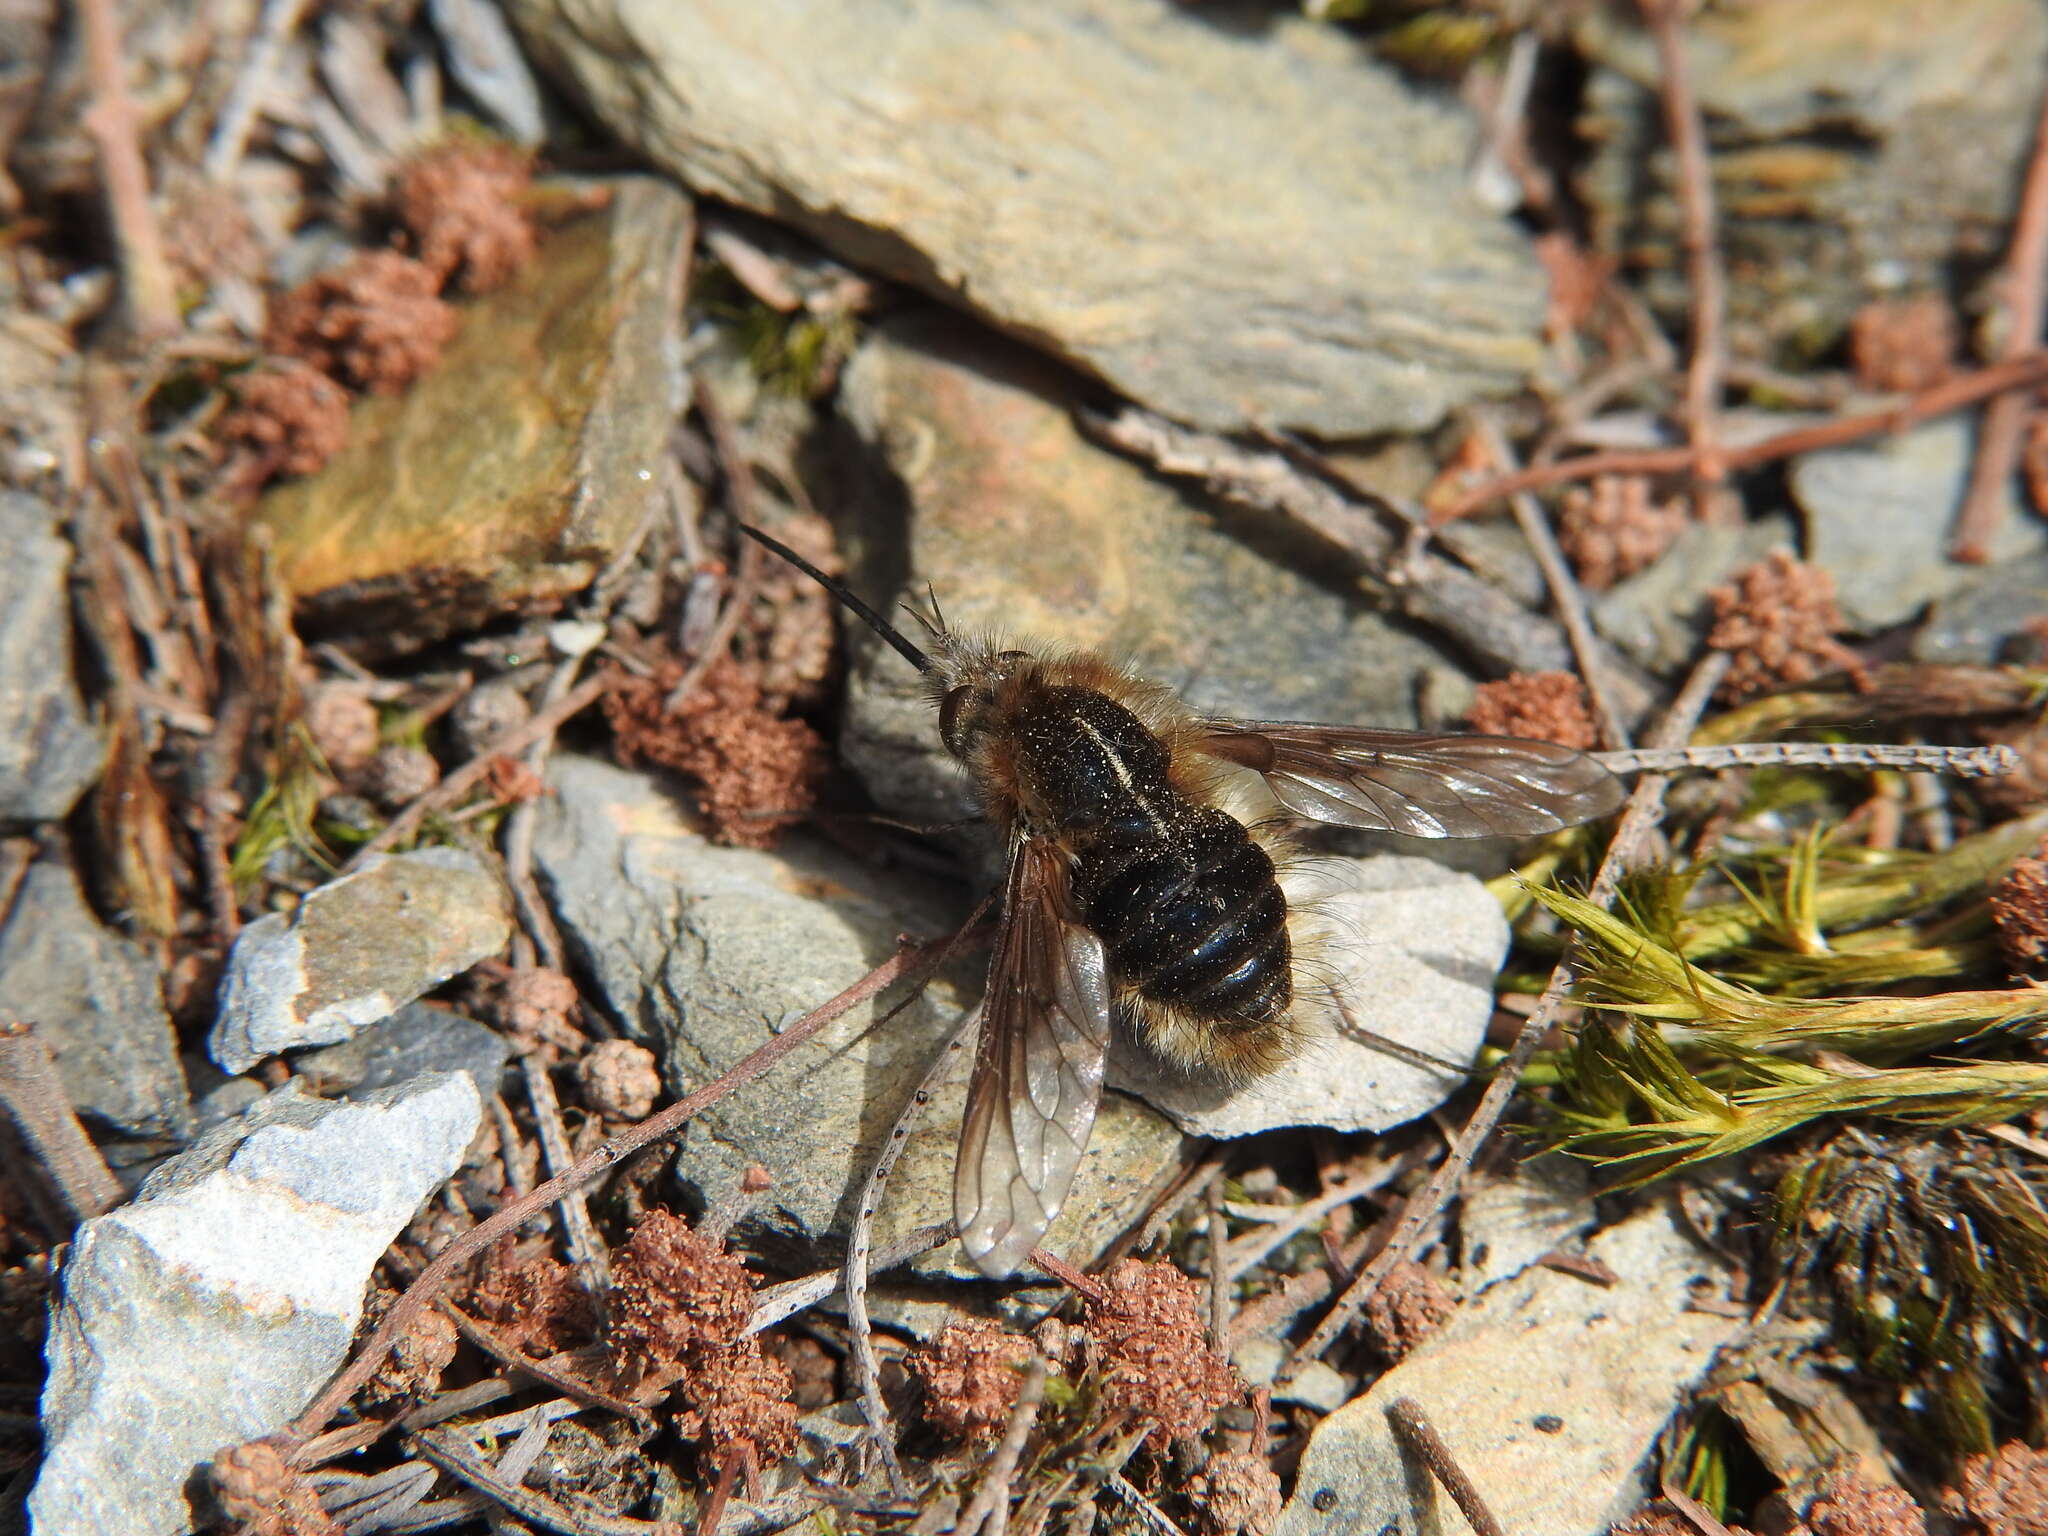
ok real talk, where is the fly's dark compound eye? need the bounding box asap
[938,685,975,755]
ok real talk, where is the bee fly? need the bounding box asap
[740,524,1628,1277]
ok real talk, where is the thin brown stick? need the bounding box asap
[1221,1159,1404,1282]
[499,505,661,972]
[204,0,315,178]
[1205,1175,1231,1347]
[1387,1398,1507,1536]
[1640,0,1726,504]
[282,935,935,1450]
[1128,1151,1228,1261]
[191,695,252,943]
[414,1427,685,1536]
[436,1301,639,1419]
[1472,414,1632,750]
[1280,651,1729,1374]
[519,1054,608,1291]
[698,1453,741,1536]
[0,1021,122,1221]
[666,375,765,711]
[77,0,178,336]
[342,674,610,872]
[1029,1246,1108,1305]
[1437,349,2048,521]
[744,1222,954,1335]
[843,1004,980,1494]
[1952,85,2048,560]
[1659,1476,1741,1536]
[1104,1475,1192,1536]
[956,1357,1049,1536]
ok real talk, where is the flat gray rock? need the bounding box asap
[1459,1154,1595,1292]
[833,311,1463,839]
[0,493,105,822]
[507,0,1546,436]
[30,1073,482,1536]
[1273,1204,1745,1536]
[1109,856,1508,1138]
[1912,549,2048,664]
[531,756,1185,1277]
[0,858,189,1138]
[210,847,513,1073]
[295,999,511,1103]
[1793,419,2046,631]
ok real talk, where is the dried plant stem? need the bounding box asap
[1596,742,2017,778]
[1206,1175,1230,1346]
[1472,413,1632,749]
[519,1054,608,1292]
[956,1357,1049,1536]
[843,1006,979,1495]
[203,0,314,178]
[1953,84,2048,560]
[1640,0,1726,504]
[744,1223,953,1335]
[1660,1476,1742,1536]
[502,503,662,971]
[1105,1475,1192,1536]
[1281,651,1729,1375]
[666,375,765,711]
[77,0,178,336]
[437,1301,639,1419]
[414,1426,690,1536]
[283,935,936,1449]
[1029,1246,1109,1304]
[1222,1161,1403,1282]
[1695,664,2048,744]
[1387,1398,1507,1536]
[1127,1151,1228,1262]
[1437,349,2048,521]
[500,659,586,973]
[343,673,610,872]
[0,1021,122,1222]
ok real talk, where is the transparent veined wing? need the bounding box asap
[955,838,1113,1279]
[1196,720,1625,839]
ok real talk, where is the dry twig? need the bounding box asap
[77,0,178,335]
[955,1356,1049,1536]
[1470,414,1631,750]
[1387,1398,1506,1536]
[1639,0,1727,508]
[1435,350,2048,521]
[842,1004,980,1493]
[0,1021,123,1222]
[666,376,767,712]
[1952,85,2048,560]
[204,0,316,178]
[413,1424,711,1536]
[519,1054,609,1293]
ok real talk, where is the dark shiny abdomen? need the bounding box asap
[1015,689,1291,1028]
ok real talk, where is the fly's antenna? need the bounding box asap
[737,524,934,675]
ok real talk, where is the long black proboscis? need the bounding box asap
[737,523,935,674]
